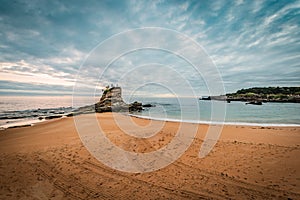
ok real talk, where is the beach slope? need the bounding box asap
[0,113,299,199]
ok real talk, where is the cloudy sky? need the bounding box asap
[0,0,299,97]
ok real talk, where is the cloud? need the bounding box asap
[263,1,300,27]
[0,60,75,86]
[0,80,74,95]
[0,0,299,96]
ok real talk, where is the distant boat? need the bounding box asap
[199,95,226,101]
[245,101,262,105]
[199,96,211,100]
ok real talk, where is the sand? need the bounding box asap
[0,113,299,199]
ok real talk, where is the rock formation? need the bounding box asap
[95,86,142,113]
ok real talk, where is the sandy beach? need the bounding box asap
[0,113,299,199]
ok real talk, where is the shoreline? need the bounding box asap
[1,112,300,131]
[128,113,300,127]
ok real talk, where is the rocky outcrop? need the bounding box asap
[95,86,142,113]
[245,101,263,105]
[142,103,156,108]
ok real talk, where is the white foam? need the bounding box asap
[128,114,300,127]
[0,119,45,130]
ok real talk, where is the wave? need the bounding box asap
[0,118,46,130]
[0,107,73,120]
[128,114,300,127]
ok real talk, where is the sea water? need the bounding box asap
[129,97,300,126]
[0,96,89,129]
[0,96,299,129]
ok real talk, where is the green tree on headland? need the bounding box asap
[233,87,300,95]
[226,87,300,103]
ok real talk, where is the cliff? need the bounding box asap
[95,86,142,112]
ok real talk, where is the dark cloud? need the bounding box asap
[0,0,299,95]
[0,80,73,95]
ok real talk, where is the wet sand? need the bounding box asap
[0,113,299,199]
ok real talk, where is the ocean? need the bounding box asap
[131,97,300,126]
[0,96,299,129]
[0,96,87,129]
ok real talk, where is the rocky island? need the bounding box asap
[95,86,143,112]
[71,86,148,116]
